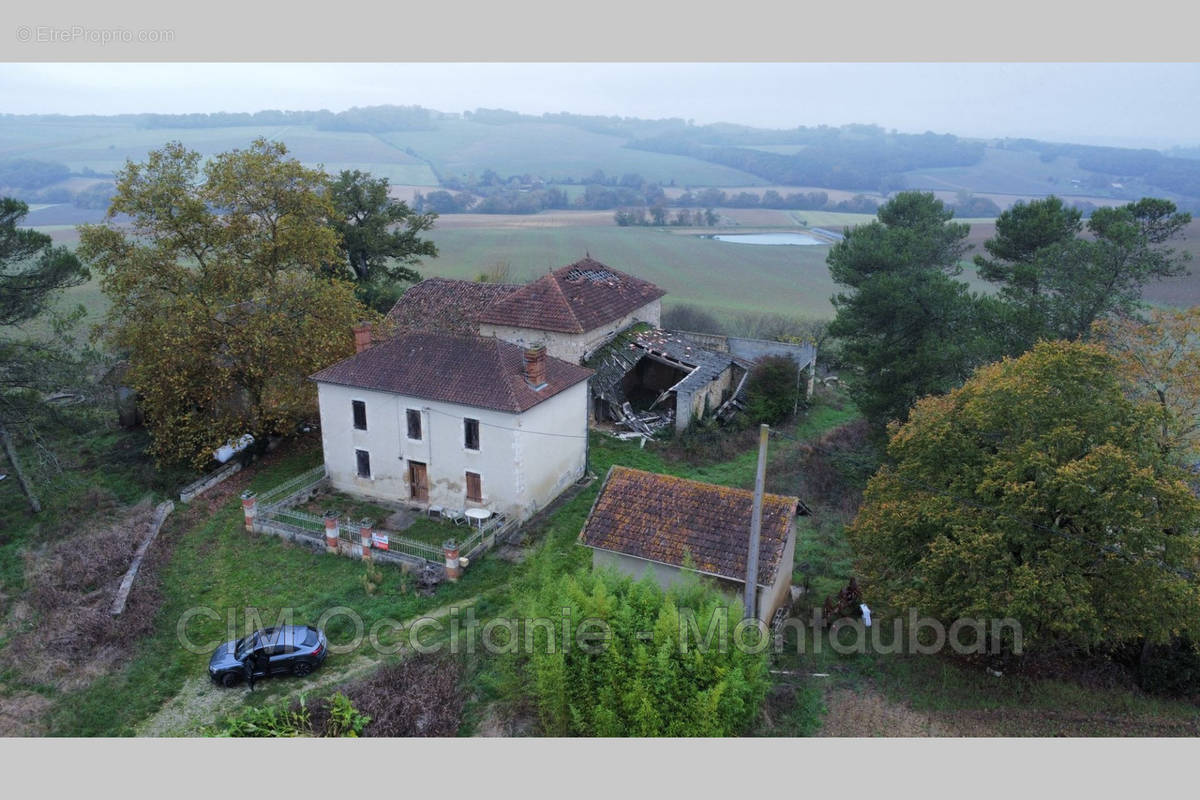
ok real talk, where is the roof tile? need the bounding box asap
[385,278,521,336]
[311,331,592,413]
[478,257,666,334]
[579,466,797,586]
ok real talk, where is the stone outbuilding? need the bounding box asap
[474,257,665,363]
[578,465,799,621]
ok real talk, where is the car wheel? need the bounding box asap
[292,662,313,677]
[221,672,238,688]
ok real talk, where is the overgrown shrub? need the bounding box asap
[323,692,371,737]
[511,569,770,737]
[1136,637,1200,698]
[743,356,802,426]
[661,303,725,334]
[216,699,313,737]
[1,502,162,690]
[336,656,464,736]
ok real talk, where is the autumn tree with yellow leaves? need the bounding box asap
[78,139,382,468]
[848,340,1200,656]
[1095,307,1200,465]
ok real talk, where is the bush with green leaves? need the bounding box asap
[214,697,313,737]
[742,355,802,426]
[513,568,771,736]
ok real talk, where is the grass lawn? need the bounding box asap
[426,223,841,320]
[29,392,854,736]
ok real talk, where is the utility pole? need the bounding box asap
[744,423,768,620]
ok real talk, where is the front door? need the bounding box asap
[408,461,429,502]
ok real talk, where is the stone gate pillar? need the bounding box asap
[323,511,340,555]
[240,491,257,532]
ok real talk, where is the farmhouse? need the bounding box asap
[475,257,666,362]
[384,255,816,435]
[310,331,592,522]
[386,258,664,360]
[578,465,799,621]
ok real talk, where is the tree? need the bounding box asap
[827,191,1001,430]
[0,198,90,512]
[326,169,438,312]
[743,355,802,425]
[77,140,378,469]
[849,340,1200,655]
[979,196,1191,346]
[1094,307,1200,464]
[515,568,770,736]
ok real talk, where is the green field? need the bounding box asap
[0,116,761,188]
[425,224,838,319]
[901,147,1102,198]
[25,210,1047,340]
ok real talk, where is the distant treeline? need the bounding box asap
[1004,138,1200,199]
[135,105,437,132]
[614,207,719,227]
[627,127,985,191]
[416,167,1014,218]
[0,106,437,133]
[0,158,71,190]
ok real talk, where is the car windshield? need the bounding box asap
[234,633,260,660]
[301,628,318,647]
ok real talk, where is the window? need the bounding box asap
[355,449,371,478]
[352,400,367,431]
[466,471,482,502]
[406,408,422,440]
[464,418,480,451]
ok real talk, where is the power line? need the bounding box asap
[422,404,587,440]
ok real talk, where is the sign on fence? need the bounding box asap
[372,532,389,551]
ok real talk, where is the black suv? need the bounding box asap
[208,625,327,687]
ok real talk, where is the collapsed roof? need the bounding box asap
[586,324,749,414]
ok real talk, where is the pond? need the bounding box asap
[710,232,826,246]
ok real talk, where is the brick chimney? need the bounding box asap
[352,322,373,354]
[523,344,547,389]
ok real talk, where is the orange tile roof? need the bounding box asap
[385,278,521,336]
[477,257,666,334]
[579,465,797,586]
[311,331,592,413]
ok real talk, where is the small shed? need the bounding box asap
[578,465,799,621]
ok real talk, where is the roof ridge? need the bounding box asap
[545,270,586,333]
[494,335,524,413]
[610,465,799,505]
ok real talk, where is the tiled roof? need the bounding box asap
[579,466,797,586]
[385,278,521,336]
[311,332,592,413]
[477,257,666,334]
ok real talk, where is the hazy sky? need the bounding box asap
[3,62,1198,149]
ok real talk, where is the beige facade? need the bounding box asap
[316,380,589,521]
[479,299,662,364]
